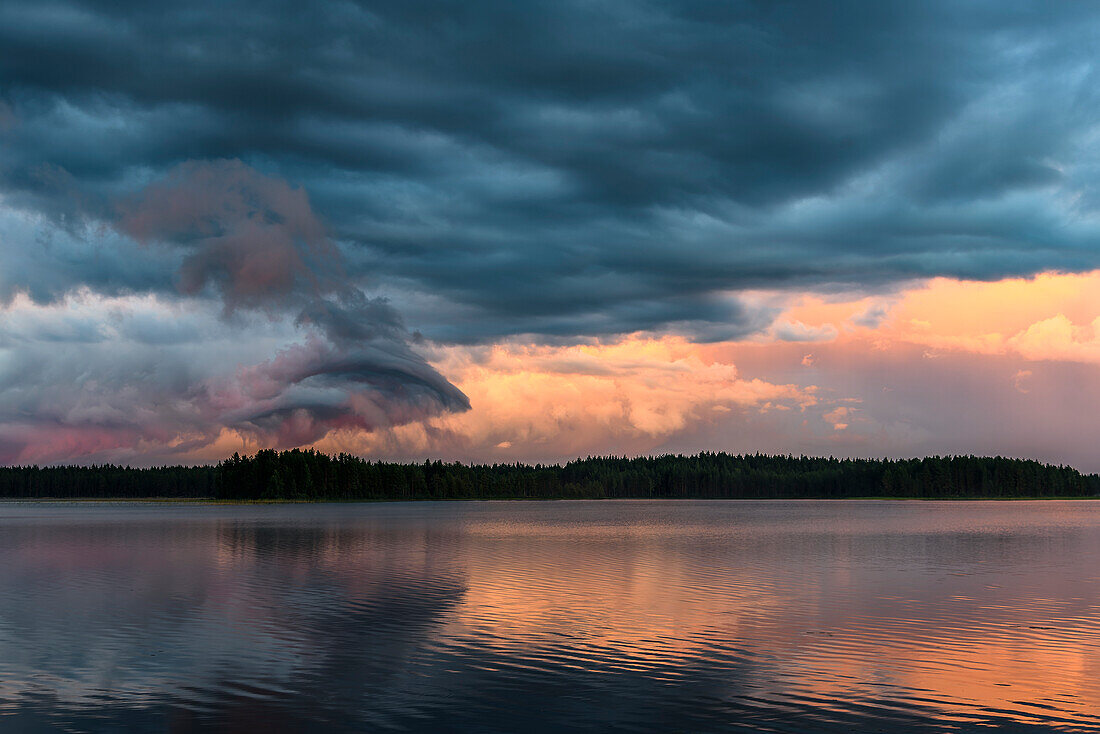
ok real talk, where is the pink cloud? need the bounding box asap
[117,159,338,310]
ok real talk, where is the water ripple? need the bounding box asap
[0,500,1098,731]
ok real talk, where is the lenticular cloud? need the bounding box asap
[122,160,467,439]
[0,160,468,464]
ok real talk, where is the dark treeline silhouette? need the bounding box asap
[0,450,1097,500]
[0,464,217,499]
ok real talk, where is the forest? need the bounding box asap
[0,450,1096,500]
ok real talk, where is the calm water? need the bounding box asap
[1,501,1099,733]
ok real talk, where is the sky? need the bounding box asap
[3,1,1100,468]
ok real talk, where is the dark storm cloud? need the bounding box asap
[0,160,469,463]
[115,160,469,446]
[2,0,1100,340]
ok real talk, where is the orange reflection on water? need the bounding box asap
[440,504,1100,728]
[3,501,1100,731]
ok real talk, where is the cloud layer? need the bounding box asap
[5,1,1100,340]
[0,161,469,464]
[4,2,1100,464]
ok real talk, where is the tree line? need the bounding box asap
[0,450,1096,500]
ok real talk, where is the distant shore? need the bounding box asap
[3,450,1096,502]
[1,495,1097,504]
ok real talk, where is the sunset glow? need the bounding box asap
[2,2,1100,471]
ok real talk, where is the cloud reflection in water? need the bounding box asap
[0,501,1097,732]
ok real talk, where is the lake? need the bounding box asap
[0,500,1098,732]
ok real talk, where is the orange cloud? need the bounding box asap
[314,337,824,461]
[310,270,1100,463]
[744,270,1100,364]
[879,272,1100,363]
[822,406,850,431]
[19,269,1100,466]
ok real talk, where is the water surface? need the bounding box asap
[1,500,1098,732]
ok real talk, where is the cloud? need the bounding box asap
[1006,315,1100,364]
[771,320,839,343]
[822,407,850,431]
[1013,369,1032,394]
[208,329,469,447]
[0,100,15,132]
[850,302,891,329]
[6,3,1100,465]
[0,161,469,464]
[316,337,823,463]
[0,200,175,306]
[117,160,340,311]
[0,289,469,464]
[2,3,1100,342]
[846,272,1100,366]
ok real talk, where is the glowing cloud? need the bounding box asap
[311,337,825,463]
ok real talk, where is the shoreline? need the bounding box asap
[0,495,1097,504]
